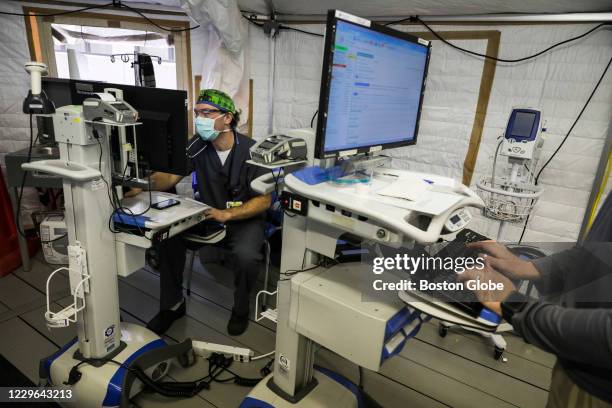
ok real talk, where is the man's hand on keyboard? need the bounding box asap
[466,241,514,260]
[459,264,516,316]
[468,241,541,281]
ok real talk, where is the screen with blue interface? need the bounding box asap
[323,20,429,154]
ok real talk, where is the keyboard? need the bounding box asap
[411,228,491,318]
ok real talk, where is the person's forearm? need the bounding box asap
[512,301,612,369]
[226,194,271,221]
[531,246,599,297]
[149,172,183,192]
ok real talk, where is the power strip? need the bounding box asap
[192,341,254,362]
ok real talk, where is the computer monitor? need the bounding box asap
[41,78,189,175]
[315,10,431,159]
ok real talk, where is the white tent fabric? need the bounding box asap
[246,23,612,242]
[0,1,47,227]
[0,1,610,241]
[84,0,612,15]
[238,0,612,16]
[180,0,250,125]
[0,2,32,166]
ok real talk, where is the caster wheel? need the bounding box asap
[438,323,448,338]
[494,347,504,360]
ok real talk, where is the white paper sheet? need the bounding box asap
[376,174,432,201]
[337,178,462,216]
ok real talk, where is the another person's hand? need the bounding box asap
[467,241,540,281]
[458,264,516,316]
[467,240,515,260]
[123,188,143,198]
[204,208,232,223]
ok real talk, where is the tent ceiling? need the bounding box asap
[30,0,612,18]
[239,0,612,17]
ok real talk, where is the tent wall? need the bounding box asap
[1,3,610,242]
[246,22,612,242]
[0,2,34,167]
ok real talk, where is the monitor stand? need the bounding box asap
[329,154,391,184]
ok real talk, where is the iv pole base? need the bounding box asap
[242,367,361,408]
[39,323,171,408]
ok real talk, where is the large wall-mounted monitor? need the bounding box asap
[315,10,431,159]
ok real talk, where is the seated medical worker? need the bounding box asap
[130,89,270,336]
[461,193,612,408]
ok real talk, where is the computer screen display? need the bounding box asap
[316,11,431,158]
[511,112,536,138]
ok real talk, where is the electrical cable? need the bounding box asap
[251,351,275,361]
[0,2,201,33]
[77,356,223,396]
[12,114,63,244]
[204,355,265,387]
[310,110,318,128]
[65,353,269,399]
[114,164,153,217]
[242,14,323,38]
[534,56,612,185]
[15,117,66,245]
[518,55,612,243]
[0,3,113,17]
[108,159,152,237]
[92,129,151,239]
[279,24,323,38]
[270,169,280,197]
[242,14,263,27]
[15,114,35,240]
[280,261,326,280]
[269,168,297,218]
[490,137,504,188]
[118,3,201,33]
[244,10,609,53]
[387,16,611,63]
[92,129,137,235]
[260,359,273,377]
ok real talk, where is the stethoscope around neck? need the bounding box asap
[185,131,238,159]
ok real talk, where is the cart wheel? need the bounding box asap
[494,347,504,360]
[438,323,448,338]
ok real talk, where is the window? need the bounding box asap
[52,24,177,89]
[23,6,195,135]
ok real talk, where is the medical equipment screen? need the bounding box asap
[316,15,430,157]
[511,112,536,138]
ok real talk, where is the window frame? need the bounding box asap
[23,5,194,136]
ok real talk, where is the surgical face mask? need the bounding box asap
[196,114,225,141]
